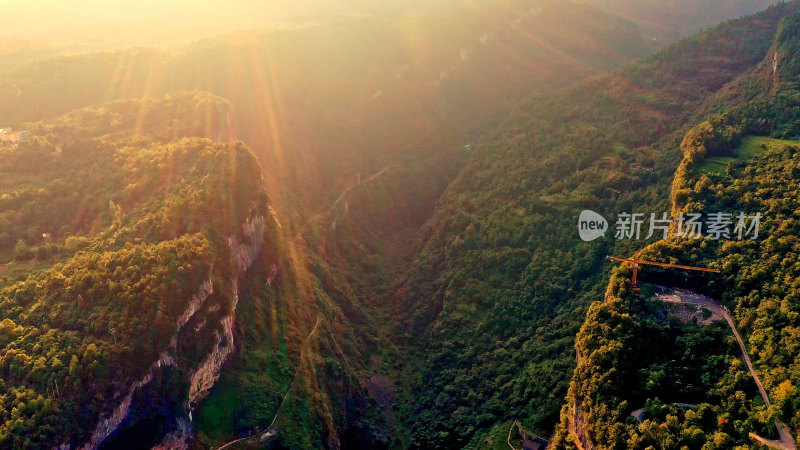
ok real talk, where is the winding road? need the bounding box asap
[658,288,797,450]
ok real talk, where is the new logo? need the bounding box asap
[578,210,608,242]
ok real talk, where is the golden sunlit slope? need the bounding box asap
[0,0,650,217]
[0,92,275,448]
[553,13,800,448]
[0,3,655,447]
[0,92,388,449]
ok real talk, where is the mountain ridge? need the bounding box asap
[390,2,800,448]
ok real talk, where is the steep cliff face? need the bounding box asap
[191,201,395,448]
[74,214,269,450]
[564,350,594,450]
[186,215,268,412]
[77,209,271,449]
[78,352,178,450]
[0,93,276,448]
[162,214,269,449]
[566,400,593,450]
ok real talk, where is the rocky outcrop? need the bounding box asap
[76,274,214,450]
[176,278,214,329]
[187,213,266,408]
[79,352,177,450]
[566,349,594,450]
[566,400,593,450]
[186,314,236,409]
[77,211,268,449]
[152,418,192,450]
[228,215,267,272]
[157,212,268,449]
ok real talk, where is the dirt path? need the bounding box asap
[507,421,518,450]
[719,310,771,408]
[656,288,797,450]
[218,166,391,449]
[296,166,391,239]
[216,316,323,450]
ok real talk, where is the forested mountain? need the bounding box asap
[391,2,800,449]
[0,93,276,447]
[0,3,653,447]
[0,0,652,213]
[0,92,386,449]
[0,2,659,447]
[0,0,779,76]
[3,1,800,449]
[551,12,800,448]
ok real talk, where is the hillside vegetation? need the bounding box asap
[0,93,278,447]
[392,3,800,449]
[552,12,800,449]
[583,0,782,42]
[0,3,658,447]
[4,1,800,449]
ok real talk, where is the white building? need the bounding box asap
[0,128,29,143]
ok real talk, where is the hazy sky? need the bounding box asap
[0,0,428,39]
[0,0,380,45]
[0,0,784,48]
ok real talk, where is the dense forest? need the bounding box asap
[581,0,781,42]
[0,93,276,447]
[551,12,800,449]
[393,3,800,449]
[2,1,800,449]
[0,2,657,447]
